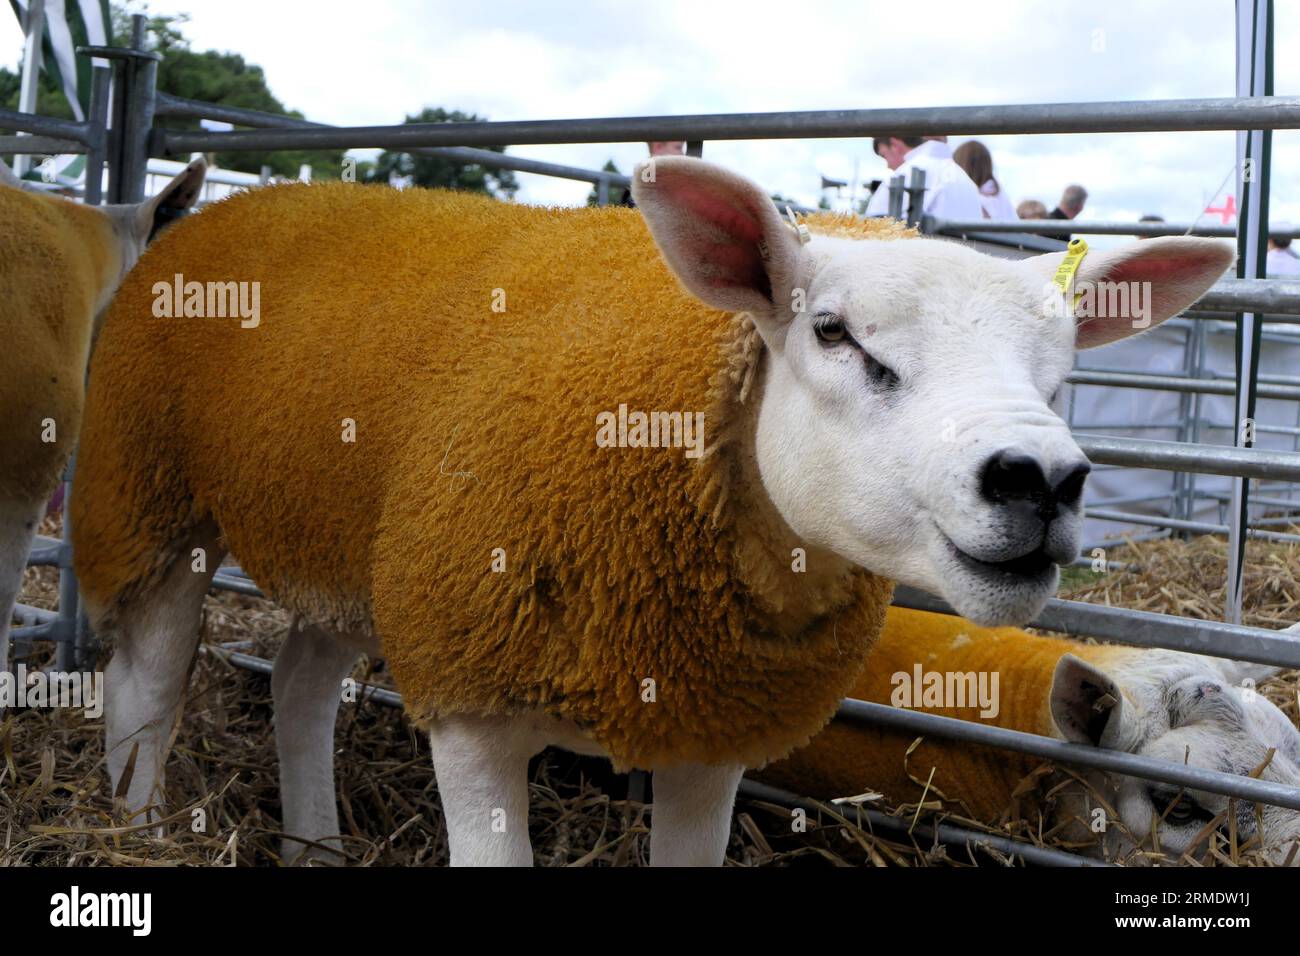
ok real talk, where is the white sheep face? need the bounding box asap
[754,234,1085,625]
[632,157,1234,628]
[1054,650,1300,864]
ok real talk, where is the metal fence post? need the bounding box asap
[103,16,161,203]
[82,65,111,207]
[52,451,78,672]
[1226,0,1274,624]
[1171,319,1198,527]
[117,15,160,203]
[887,174,904,220]
[905,167,926,228]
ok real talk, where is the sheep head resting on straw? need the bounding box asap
[761,606,1300,866]
[68,156,1233,865]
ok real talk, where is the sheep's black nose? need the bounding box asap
[979,451,1091,519]
[1053,462,1090,507]
[980,452,1046,503]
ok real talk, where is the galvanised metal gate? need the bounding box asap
[4,7,1299,866]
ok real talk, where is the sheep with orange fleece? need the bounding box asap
[761,606,1300,864]
[70,156,1232,865]
[0,159,204,695]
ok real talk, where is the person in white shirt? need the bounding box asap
[863,135,984,222]
[1267,236,1300,277]
[952,140,1018,220]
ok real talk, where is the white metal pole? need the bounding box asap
[1226,0,1271,624]
[14,0,47,179]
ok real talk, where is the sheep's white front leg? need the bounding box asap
[429,713,545,866]
[650,763,745,866]
[271,618,358,863]
[0,497,44,714]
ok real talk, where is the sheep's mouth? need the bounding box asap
[945,537,1055,581]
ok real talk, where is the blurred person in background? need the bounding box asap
[1049,184,1088,219]
[1016,199,1048,219]
[1137,214,1165,240]
[952,140,1016,219]
[647,141,686,157]
[864,134,983,221]
[1046,184,1087,243]
[1267,234,1300,276]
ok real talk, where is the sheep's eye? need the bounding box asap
[813,312,847,345]
[813,312,901,390]
[1150,788,1210,826]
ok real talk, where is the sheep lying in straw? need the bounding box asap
[761,606,1300,864]
[0,159,205,696]
[70,157,1233,865]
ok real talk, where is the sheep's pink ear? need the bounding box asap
[631,156,801,320]
[1050,654,1125,748]
[1027,237,1234,349]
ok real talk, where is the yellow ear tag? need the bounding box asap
[1051,237,1089,309]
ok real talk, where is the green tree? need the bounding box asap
[585,159,623,206]
[5,6,515,190]
[0,60,75,172]
[367,108,518,198]
[0,64,76,123]
[113,11,345,179]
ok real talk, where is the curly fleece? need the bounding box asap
[73,182,912,771]
[0,187,118,502]
[758,606,1133,820]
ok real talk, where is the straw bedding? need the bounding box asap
[4,518,1298,866]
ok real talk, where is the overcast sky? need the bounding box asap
[4,0,1297,240]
